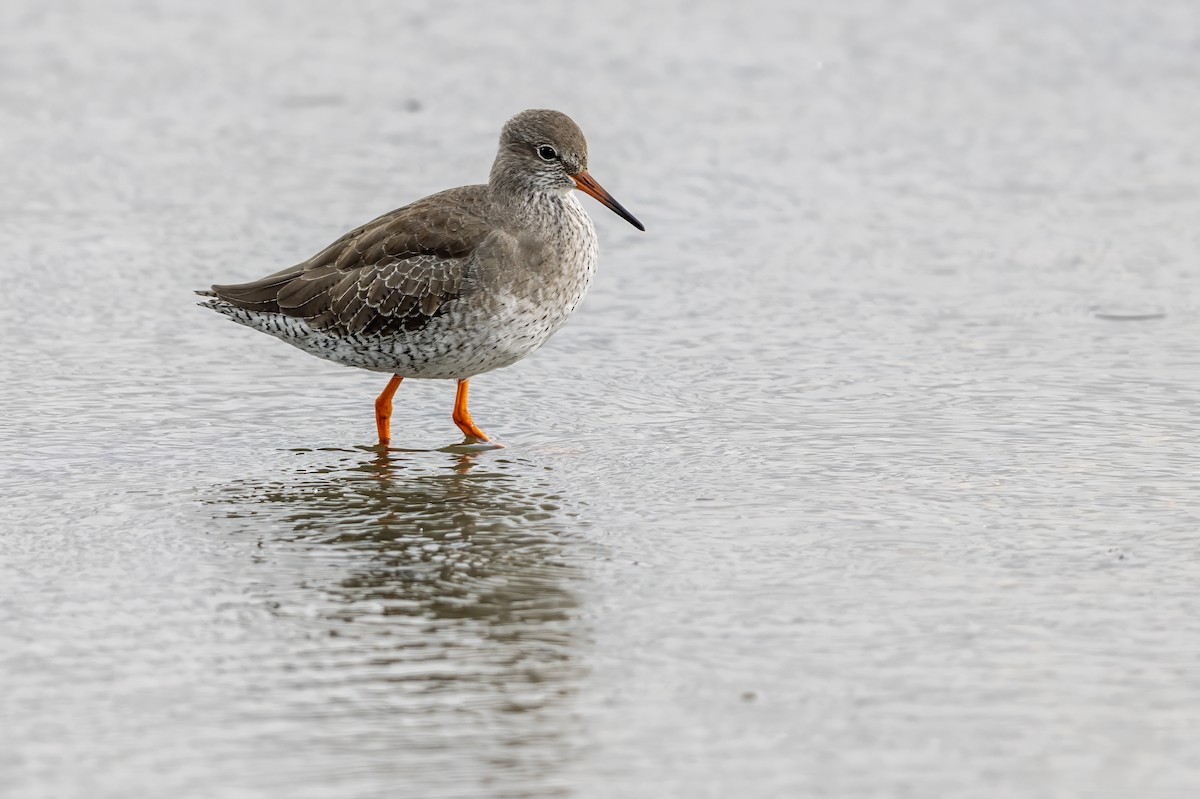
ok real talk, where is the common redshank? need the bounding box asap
[197,109,643,446]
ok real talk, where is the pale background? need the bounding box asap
[2,1,1199,797]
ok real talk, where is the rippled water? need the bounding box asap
[3,1,1200,797]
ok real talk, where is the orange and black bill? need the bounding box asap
[572,171,645,231]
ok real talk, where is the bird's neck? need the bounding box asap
[489,182,585,234]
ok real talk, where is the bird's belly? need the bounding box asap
[381,283,588,378]
[221,277,589,379]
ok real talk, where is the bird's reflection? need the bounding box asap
[206,446,587,786]
[216,446,583,633]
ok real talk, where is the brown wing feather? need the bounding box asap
[210,186,495,335]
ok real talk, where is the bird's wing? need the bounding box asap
[209,187,500,336]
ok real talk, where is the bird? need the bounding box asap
[197,109,644,447]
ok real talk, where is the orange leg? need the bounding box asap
[374,375,403,445]
[451,379,491,444]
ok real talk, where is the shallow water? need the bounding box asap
[3,1,1200,797]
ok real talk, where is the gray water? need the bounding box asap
[3,1,1199,797]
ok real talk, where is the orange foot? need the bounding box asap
[452,379,492,444]
[374,375,403,446]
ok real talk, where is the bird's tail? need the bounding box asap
[195,289,231,313]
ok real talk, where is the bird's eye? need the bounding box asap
[536,144,558,161]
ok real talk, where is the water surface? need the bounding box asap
[3,1,1200,797]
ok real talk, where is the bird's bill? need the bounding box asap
[572,171,645,231]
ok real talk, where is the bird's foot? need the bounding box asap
[444,437,506,452]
